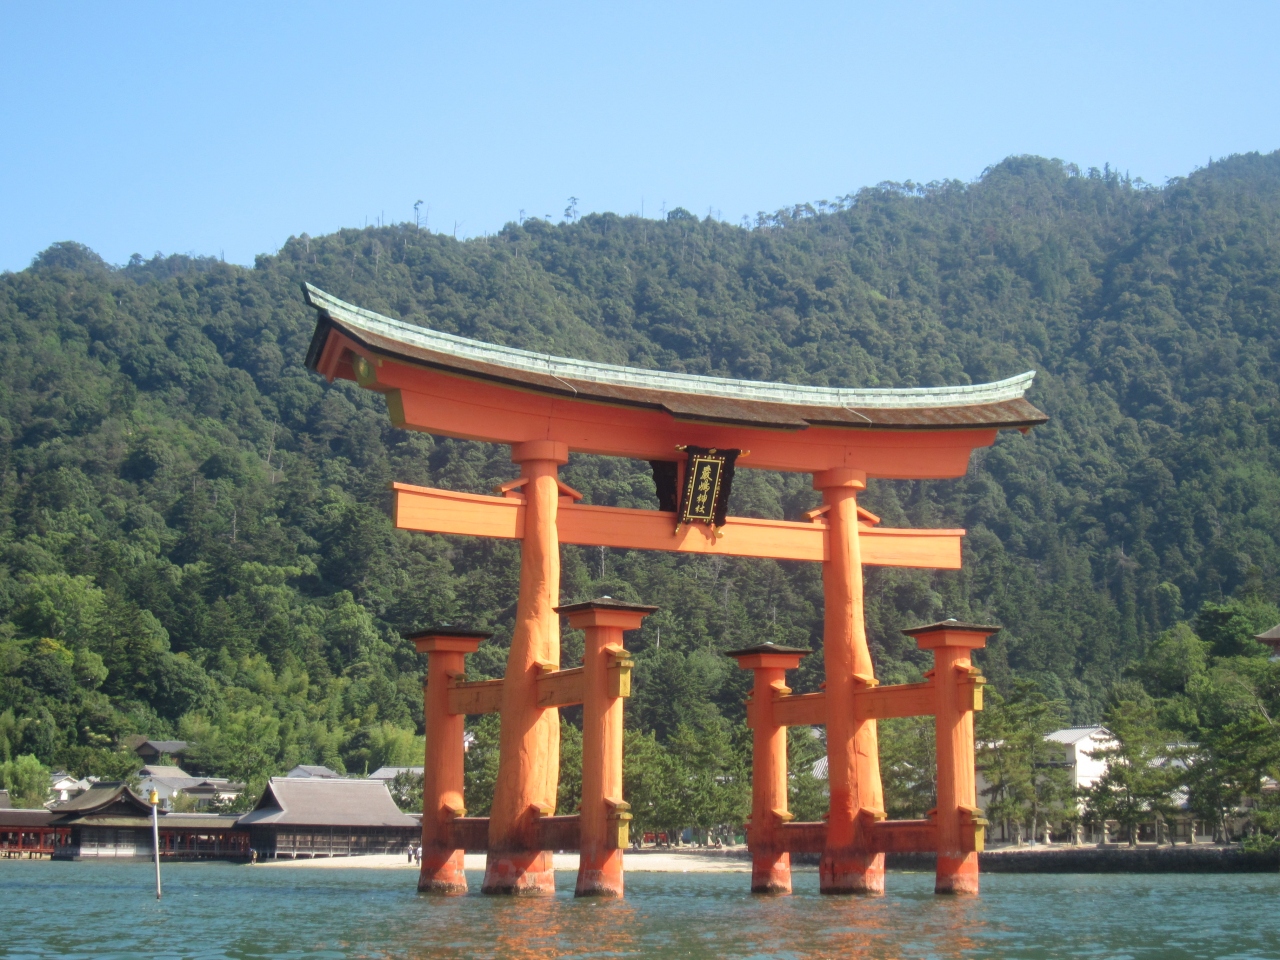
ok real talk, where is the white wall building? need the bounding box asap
[1044,726,1115,791]
[136,764,243,809]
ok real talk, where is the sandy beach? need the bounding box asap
[260,851,753,872]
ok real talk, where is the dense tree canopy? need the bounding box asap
[1,151,1279,816]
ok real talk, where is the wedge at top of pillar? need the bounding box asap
[301,284,1047,477]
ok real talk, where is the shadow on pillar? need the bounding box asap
[727,642,811,894]
[903,619,996,895]
[410,626,493,895]
[557,598,653,898]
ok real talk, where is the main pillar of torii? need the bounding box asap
[301,284,1047,896]
[481,440,567,894]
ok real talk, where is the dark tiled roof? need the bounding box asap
[49,782,152,816]
[49,782,160,825]
[555,597,660,615]
[137,740,188,755]
[237,778,417,828]
[0,808,56,827]
[900,619,1002,635]
[724,642,813,658]
[160,814,244,831]
[303,285,1049,432]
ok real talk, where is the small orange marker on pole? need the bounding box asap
[149,788,162,900]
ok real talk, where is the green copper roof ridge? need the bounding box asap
[304,283,1037,411]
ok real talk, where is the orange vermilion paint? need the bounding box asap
[302,290,1040,900]
[906,621,998,895]
[728,644,810,894]
[412,630,489,895]
[557,600,653,898]
[482,441,568,895]
[814,468,886,895]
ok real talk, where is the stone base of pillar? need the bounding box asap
[935,852,979,894]
[819,851,885,895]
[575,850,624,897]
[751,851,792,894]
[418,849,467,895]
[481,850,556,895]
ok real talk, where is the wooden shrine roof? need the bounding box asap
[0,808,57,828]
[49,782,156,825]
[303,285,1048,431]
[237,777,418,828]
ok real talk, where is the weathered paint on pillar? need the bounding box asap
[727,643,810,894]
[557,598,653,898]
[411,628,490,894]
[813,467,886,895]
[904,619,995,895]
[484,439,569,895]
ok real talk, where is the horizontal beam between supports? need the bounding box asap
[537,666,584,709]
[447,678,503,715]
[446,815,583,852]
[777,819,941,854]
[445,669,980,725]
[446,666,592,715]
[392,482,963,568]
[767,679,970,728]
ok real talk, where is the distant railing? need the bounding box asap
[0,828,68,858]
[270,827,416,858]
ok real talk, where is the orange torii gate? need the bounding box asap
[302,284,1047,897]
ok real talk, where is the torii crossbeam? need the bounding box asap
[303,284,1047,897]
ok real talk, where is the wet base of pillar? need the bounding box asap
[575,851,624,898]
[481,850,556,895]
[935,852,979,895]
[418,849,468,895]
[751,851,792,894]
[819,851,885,895]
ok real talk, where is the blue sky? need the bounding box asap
[3,1,1278,271]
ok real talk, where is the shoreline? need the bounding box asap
[259,850,755,872]
[8,843,1274,874]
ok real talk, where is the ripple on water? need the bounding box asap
[1,861,1279,959]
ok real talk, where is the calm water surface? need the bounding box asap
[2,861,1278,959]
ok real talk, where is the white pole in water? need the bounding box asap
[150,789,162,900]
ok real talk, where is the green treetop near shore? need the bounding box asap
[1,152,1279,818]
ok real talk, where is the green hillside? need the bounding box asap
[2,152,1279,814]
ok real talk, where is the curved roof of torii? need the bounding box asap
[303,284,1047,431]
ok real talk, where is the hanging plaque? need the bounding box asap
[675,446,739,534]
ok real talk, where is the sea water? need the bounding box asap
[2,861,1278,959]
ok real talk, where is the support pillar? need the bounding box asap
[557,598,652,897]
[411,628,490,894]
[484,439,569,895]
[813,467,885,894]
[727,643,810,893]
[903,619,994,895]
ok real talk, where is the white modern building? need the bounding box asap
[48,771,91,804]
[1044,726,1115,791]
[136,764,243,809]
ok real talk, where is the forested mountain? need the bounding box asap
[2,152,1279,812]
